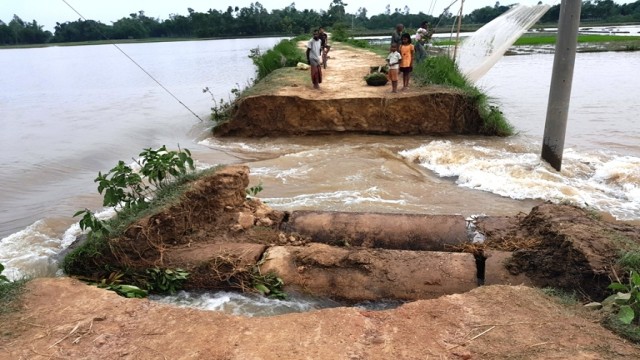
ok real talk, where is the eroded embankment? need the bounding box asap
[64,166,640,302]
[214,93,482,137]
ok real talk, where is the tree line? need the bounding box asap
[1,0,640,46]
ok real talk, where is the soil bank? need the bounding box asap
[213,43,484,137]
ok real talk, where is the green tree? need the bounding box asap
[111,13,149,39]
[53,19,111,42]
[327,0,348,25]
[2,15,51,44]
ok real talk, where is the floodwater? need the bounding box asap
[1,38,639,285]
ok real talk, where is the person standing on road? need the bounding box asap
[386,43,402,93]
[391,24,404,49]
[398,33,415,90]
[306,29,323,89]
[319,27,331,68]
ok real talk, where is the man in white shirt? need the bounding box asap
[306,29,323,89]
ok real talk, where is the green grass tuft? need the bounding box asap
[413,55,514,136]
[541,287,579,306]
[0,279,28,315]
[618,251,640,273]
[251,39,306,81]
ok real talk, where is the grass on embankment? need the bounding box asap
[0,280,27,315]
[215,35,513,136]
[0,263,27,316]
[62,166,222,278]
[411,55,513,136]
[336,38,513,136]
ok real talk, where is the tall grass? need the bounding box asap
[251,38,306,81]
[413,55,514,136]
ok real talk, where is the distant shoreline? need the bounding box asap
[0,34,289,50]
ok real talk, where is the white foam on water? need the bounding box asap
[263,187,407,209]
[456,4,551,81]
[0,206,118,280]
[250,166,313,185]
[151,290,337,317]
[198,138,306,154]
[399,140,640,220]
[1,220,69,280]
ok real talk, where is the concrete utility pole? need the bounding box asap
[453,0,464,61]
[541,0,582,171]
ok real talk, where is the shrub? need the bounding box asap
[249,39,305,81]
[330,23,349,42]
[65,146,197,275]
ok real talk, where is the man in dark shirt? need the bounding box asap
[319,27,330,68]
[391,23,404,49]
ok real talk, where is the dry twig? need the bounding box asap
[447,326,496,351]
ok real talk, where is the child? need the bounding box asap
[398,33,415,91]
[386,43,402,93]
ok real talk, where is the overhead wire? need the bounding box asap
[428,0,438,17]
[60,0,205,122]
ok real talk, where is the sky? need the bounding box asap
[0,0,569,32]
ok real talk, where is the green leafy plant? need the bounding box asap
[252,271,286,300]
[137,145,195,189]
[603,271,640,325]
[72,145,195,240]
[145,268,189,294]
[73,209,110,238]
[246,182,264,197]
[95,160,147,210]
[251,252,286,299]
[94,271,148,298]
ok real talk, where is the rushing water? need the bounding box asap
[150,290,402,317]
[1,37,639,314]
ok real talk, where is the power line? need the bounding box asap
[60,0,205,122]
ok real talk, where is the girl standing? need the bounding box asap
[398,33,415,90]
